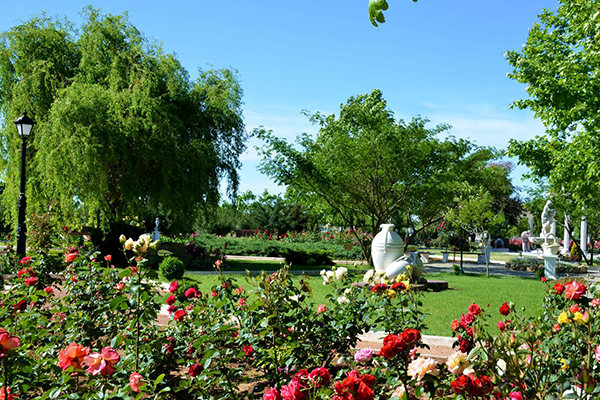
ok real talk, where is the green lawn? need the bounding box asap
[173,267,546,338]
[419,272,545,336]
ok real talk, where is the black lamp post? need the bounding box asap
[13,111,35,257]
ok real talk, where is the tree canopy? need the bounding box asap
[255,89,508,260]
[506,0,600,215]
[0,8,246,233]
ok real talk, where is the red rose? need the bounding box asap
[104,255,112,262]
[25,277,37,286]
[173,309,186,322]
[564,281,586,300]
[167,305,177,313]
[468,303,482,316]
[459,337,474,353]
[309,367,331,387]
[569,304,581,314]
[371,283,388,293]
[14,300,26,311]
[499,302,510,316]
[19,256,32,265]
[554,283,565,295]
[185,287,198,299]
[168,281,179,294]
[189,363,203,377]
[166,295,176,305]
[64,252,77,263]
[242,345,254,357]
[391,282,406,291]
[460,313,475,327]
[497,321,506,331]
[401,328,421,346]
[451,374,469,394]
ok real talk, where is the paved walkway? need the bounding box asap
[222,254,600,281]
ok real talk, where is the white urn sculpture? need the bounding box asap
[371,224,404,273]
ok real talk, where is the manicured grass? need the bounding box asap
[419,272,546,337]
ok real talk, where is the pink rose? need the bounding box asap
[595,345,600,363]
[84,347,120,376]
[564,281,586,300]
[497,321,506,332]
[263,387,281,400]
[509,392,523,400]
[280,379,306,400]
[354,348,373,363]
[129,372,142,392]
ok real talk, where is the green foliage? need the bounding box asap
[506,1,600,219]
[283,248,334,266]
[197,190,317,236]
[452,264,461,275]
[256,89,505,262]
[167,233,365,261]
[0,8,246,233]
[159,256,185,280]
[368,0,419,27]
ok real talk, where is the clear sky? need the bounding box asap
[0,1,558,198]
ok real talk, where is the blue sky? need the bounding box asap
[1,1,558,197]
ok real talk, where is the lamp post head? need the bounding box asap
[14,111,35,138]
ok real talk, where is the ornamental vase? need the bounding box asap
[371,224,404,273]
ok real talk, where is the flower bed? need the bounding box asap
[504,257,588,274]
[3,236,600,399]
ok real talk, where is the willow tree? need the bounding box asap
[0,8,246,233]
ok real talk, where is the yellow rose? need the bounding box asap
[573,312,585,324]
[124,238,134,251]
[557,311,571,325]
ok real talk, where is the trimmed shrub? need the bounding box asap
[159,256,185,280]
[284,249,334,266]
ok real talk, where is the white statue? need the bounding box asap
[520,230,531,252]
[153,218,161,241]
[541,200,556,238]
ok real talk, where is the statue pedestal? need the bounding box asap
[441,252,449,263]
[542,238,561,280]
[543,253,559,280]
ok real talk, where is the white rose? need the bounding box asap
[335,267,348,281]
[363,269,375,283]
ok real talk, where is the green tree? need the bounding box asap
[506,0,600,261]
[0,8,246,234]
[255,89,506,262]
[446,186,505,277]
